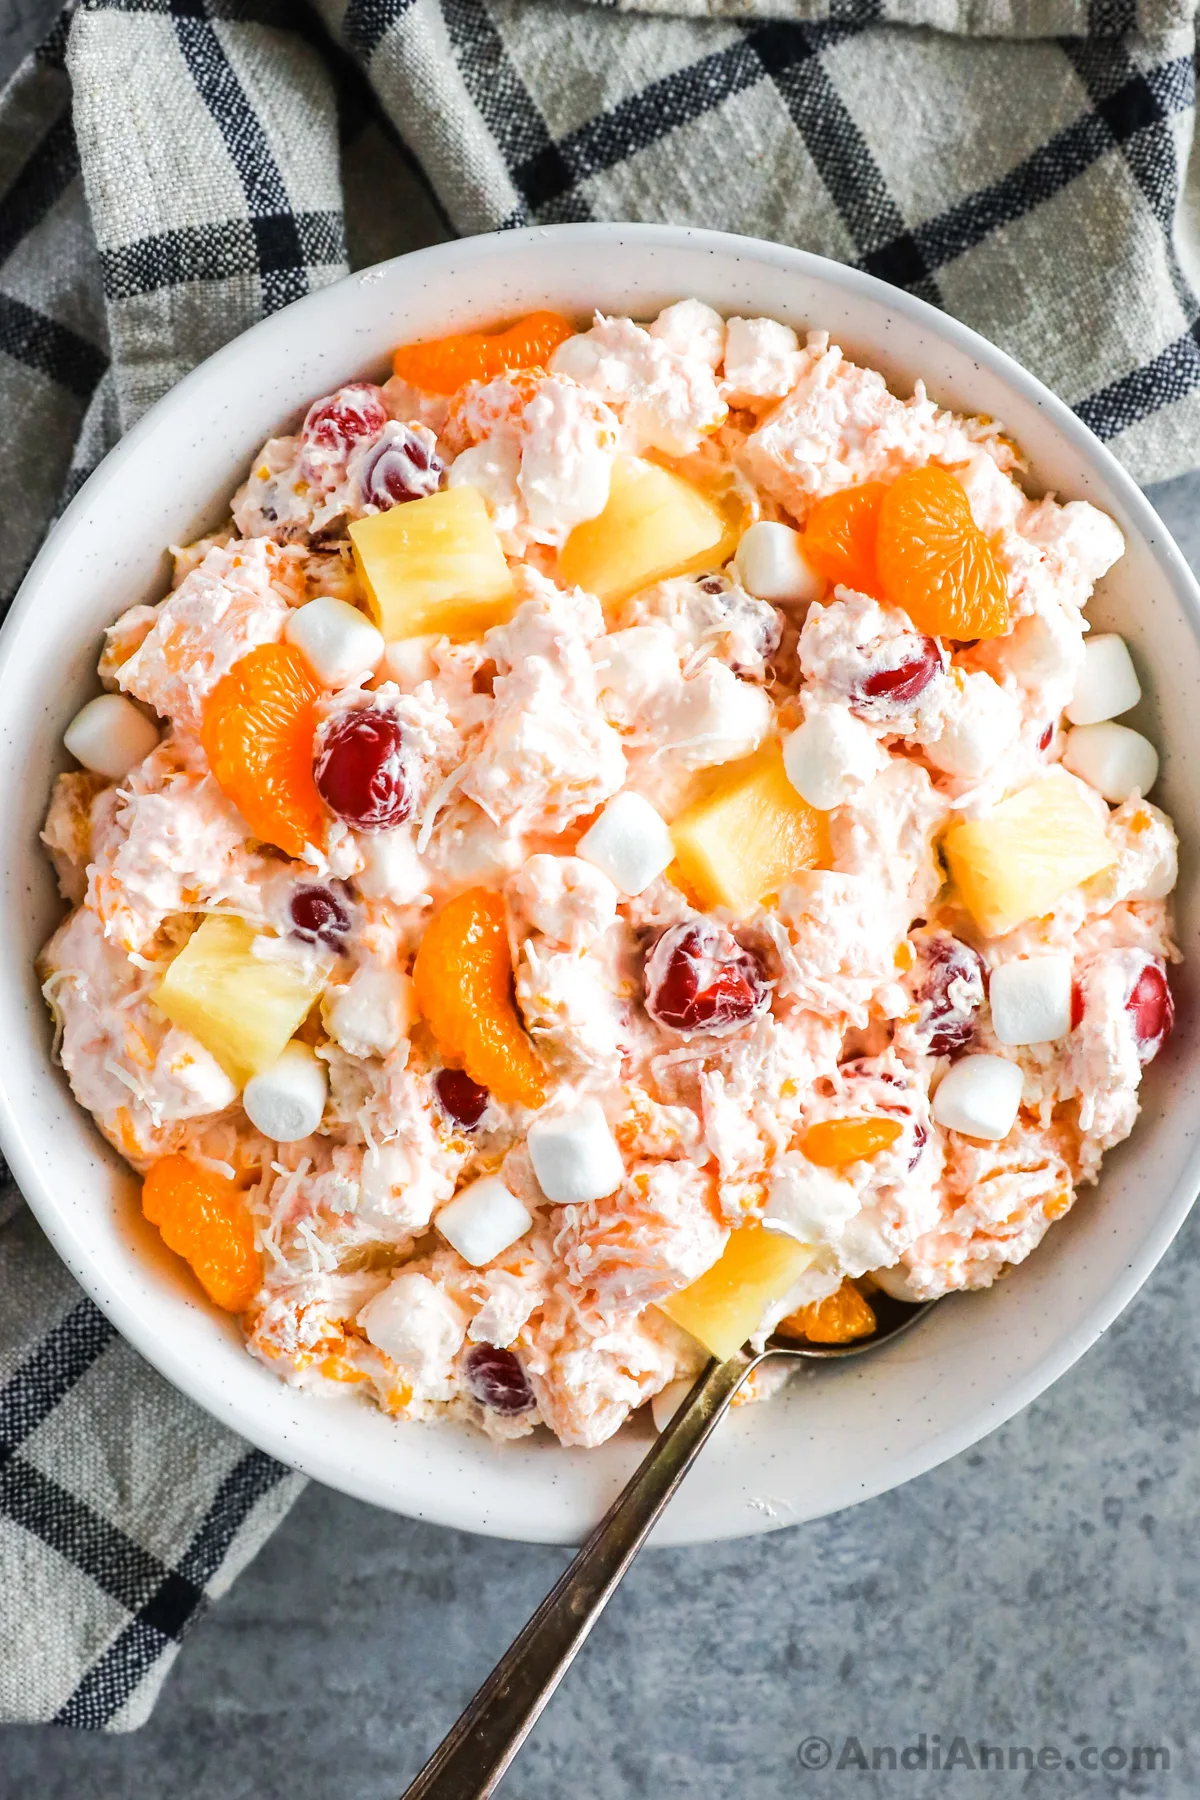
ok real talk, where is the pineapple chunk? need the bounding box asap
[670,742,828,915]
[558,456,738,605]
[348,485,515,640]
[660,1224,815,1361]
[942,769,1116,938]
[154,915,327,1088]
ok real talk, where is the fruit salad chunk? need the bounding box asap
[392,311,576,394]
[800,1117,903,1168]
[559,456,737,606]
[876,466,1010,640]
[349,485,516,640]
[942,770,1116,938]
[142,1155,259,1312]
[777,1279,876,1343]
[154,915,329,1088]
[1127,958,1174,1062]
[906,933,987,1054]
[201,642,324,858]
[645,920,769,1036]
[412,887,545,1109]
[465,1344,536,1415]
[660,1224,816,1361]
[801,482,885,596]
[314,706,411,830]
[670,742,828,915]
[360,423,444,511]
[301,383,387,466]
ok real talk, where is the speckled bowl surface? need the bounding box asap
[1,224,1197,1547]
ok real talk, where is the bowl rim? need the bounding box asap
[4,220,1200,1545]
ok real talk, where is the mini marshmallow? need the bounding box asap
[323,966,415,1058]
[354,828,429,904]
[285,597,384,688]
[578,791,674,896]
[991,606,1083,689]
[383,635,438,690]
[782,705,885,810]
[651,1377,695,1433]
[1066,633,1141,726]
[548,332,603,385]
[242,1041,328,1141]
[922,673,1020,782]
[358,1140,438,1232]
[734,521,821,606]
[64,693,159,779]
[932,1054,1023,1141]
[1063,721,1158,802]
[989,957,1073,1046]
[528,1099,625,1204]
[721,317,805,403]
[358,1271,465,1378]
[160,1028,238,1113]
[868,1264,923,1305]
[649,299,726,368]
[435,1175,533,1267]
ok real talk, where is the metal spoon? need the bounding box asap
[399,1291,937,1800]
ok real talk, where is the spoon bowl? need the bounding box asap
[764,1291,938,1362]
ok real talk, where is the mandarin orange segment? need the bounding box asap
[392,311,576,396]
[142,1154,260,1313]
[200,642,324,858]
[801,481,886,595]
[412,887,546,1109]
[801,1116,903,1168]
[875,465,1010,639]
[776,1279,877,1344]
[319,1352,369,1385]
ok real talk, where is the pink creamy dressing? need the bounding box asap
[39,303,1178,1449]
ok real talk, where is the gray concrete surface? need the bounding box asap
[4,5,1200,1794]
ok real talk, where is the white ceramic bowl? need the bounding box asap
[2,225,1197,1548]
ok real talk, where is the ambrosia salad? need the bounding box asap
[40,301,1178,1447]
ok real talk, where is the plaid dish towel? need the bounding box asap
[1,0,1198,1735]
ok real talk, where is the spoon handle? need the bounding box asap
[398,1349,757,1800]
